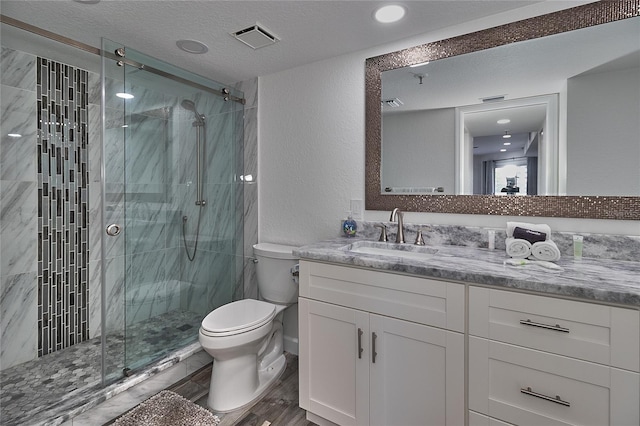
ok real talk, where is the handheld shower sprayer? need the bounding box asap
[181,99,206,261]
[181,99,205,125]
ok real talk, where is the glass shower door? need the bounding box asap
[101,40,244,376]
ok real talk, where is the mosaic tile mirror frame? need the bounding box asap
[365,0,640,220]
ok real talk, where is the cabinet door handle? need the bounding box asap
[520,319,569,333]
[372,332,378,363]
[521,387,571,407]
[357,328,363,359]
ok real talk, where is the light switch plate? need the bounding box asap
[350,199,364,221]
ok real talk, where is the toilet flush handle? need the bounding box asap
[290,264,299,277]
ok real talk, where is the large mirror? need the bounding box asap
[366,1,640,220]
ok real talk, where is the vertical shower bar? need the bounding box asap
[196,126,202,205]
[195,122,206,206]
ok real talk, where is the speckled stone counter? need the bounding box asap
[294,237,640,308]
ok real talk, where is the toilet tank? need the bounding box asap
[253,243,299,304]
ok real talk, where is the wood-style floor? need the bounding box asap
[163,353,315,426]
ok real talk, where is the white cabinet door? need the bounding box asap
[369,314,465,426]
[299,298,370,426]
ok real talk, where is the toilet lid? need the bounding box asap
[201,299,276,335]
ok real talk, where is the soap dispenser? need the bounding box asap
[342,211,358,237]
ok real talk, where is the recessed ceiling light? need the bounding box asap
[502,131,511,139]
[374,5,406,23]
[497,119,510,124]
[176,39,209,54]
[116,92,134,99]
[500,148,507,152]
[503,142,511,146]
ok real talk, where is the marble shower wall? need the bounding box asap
[172,87,244,318]
[1,45,96,369]
[235,77,259,301]
[1,46,39,370]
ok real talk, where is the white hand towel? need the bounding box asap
[506,237,532,259]
[531,240,561,262]
[506,221,551,240]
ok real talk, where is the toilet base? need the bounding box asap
[207,353,286,413]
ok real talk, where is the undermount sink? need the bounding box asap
[342,240,438,261]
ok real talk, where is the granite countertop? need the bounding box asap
[294,237,640,307]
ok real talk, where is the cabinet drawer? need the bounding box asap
[300,261,464,332]
[469,411,513,426]
[469,337,640,426]
[469,287,640,371]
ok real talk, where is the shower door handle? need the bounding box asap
[106,223,122,236]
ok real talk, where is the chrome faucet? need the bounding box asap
[390,208,405,243]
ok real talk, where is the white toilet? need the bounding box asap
[198,243,299,412]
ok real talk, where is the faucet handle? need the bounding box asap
[414,230,426,245]
[375,223,388,242]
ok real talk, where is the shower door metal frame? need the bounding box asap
[1,15,245,105]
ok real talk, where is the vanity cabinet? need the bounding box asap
[468,287,640,426]
[298,261,465,426]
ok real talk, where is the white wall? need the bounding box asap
[382,109,455,193]
[567,67,640,196]
[258,1,639,247]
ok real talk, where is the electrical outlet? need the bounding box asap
[350,199,364,221]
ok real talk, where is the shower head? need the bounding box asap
[181,99,197,112]
[181,99,205,124]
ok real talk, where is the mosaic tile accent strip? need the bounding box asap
[36,57,90,356]
[365,0,640,220]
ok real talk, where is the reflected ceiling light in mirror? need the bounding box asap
[374,5,406,23]
[500,148,507,152]
[497,119,511,124]
[7,133,21,138]
[116,92,134,99]
[502,131,511,139]
[503,142,511,146]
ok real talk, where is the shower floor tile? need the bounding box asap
[0,310,203,426]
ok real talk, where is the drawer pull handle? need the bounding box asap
[357,328,363,359]
[521,387,571,407]
[520,319,569,333]
[372,332,378,363]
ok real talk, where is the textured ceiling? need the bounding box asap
[1,0,544,84]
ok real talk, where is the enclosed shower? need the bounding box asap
[0,17,247,424]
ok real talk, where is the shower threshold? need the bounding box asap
[0,310,204,425]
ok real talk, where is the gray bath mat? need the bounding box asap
[114,390,220,426]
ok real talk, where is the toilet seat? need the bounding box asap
[201,299,276,337]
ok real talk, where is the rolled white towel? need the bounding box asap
[506,221,551,240]
[506,237,532,259]
[531,240,561,262]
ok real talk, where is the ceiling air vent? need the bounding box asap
[232,24,279,49]
[382,98,404,108]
